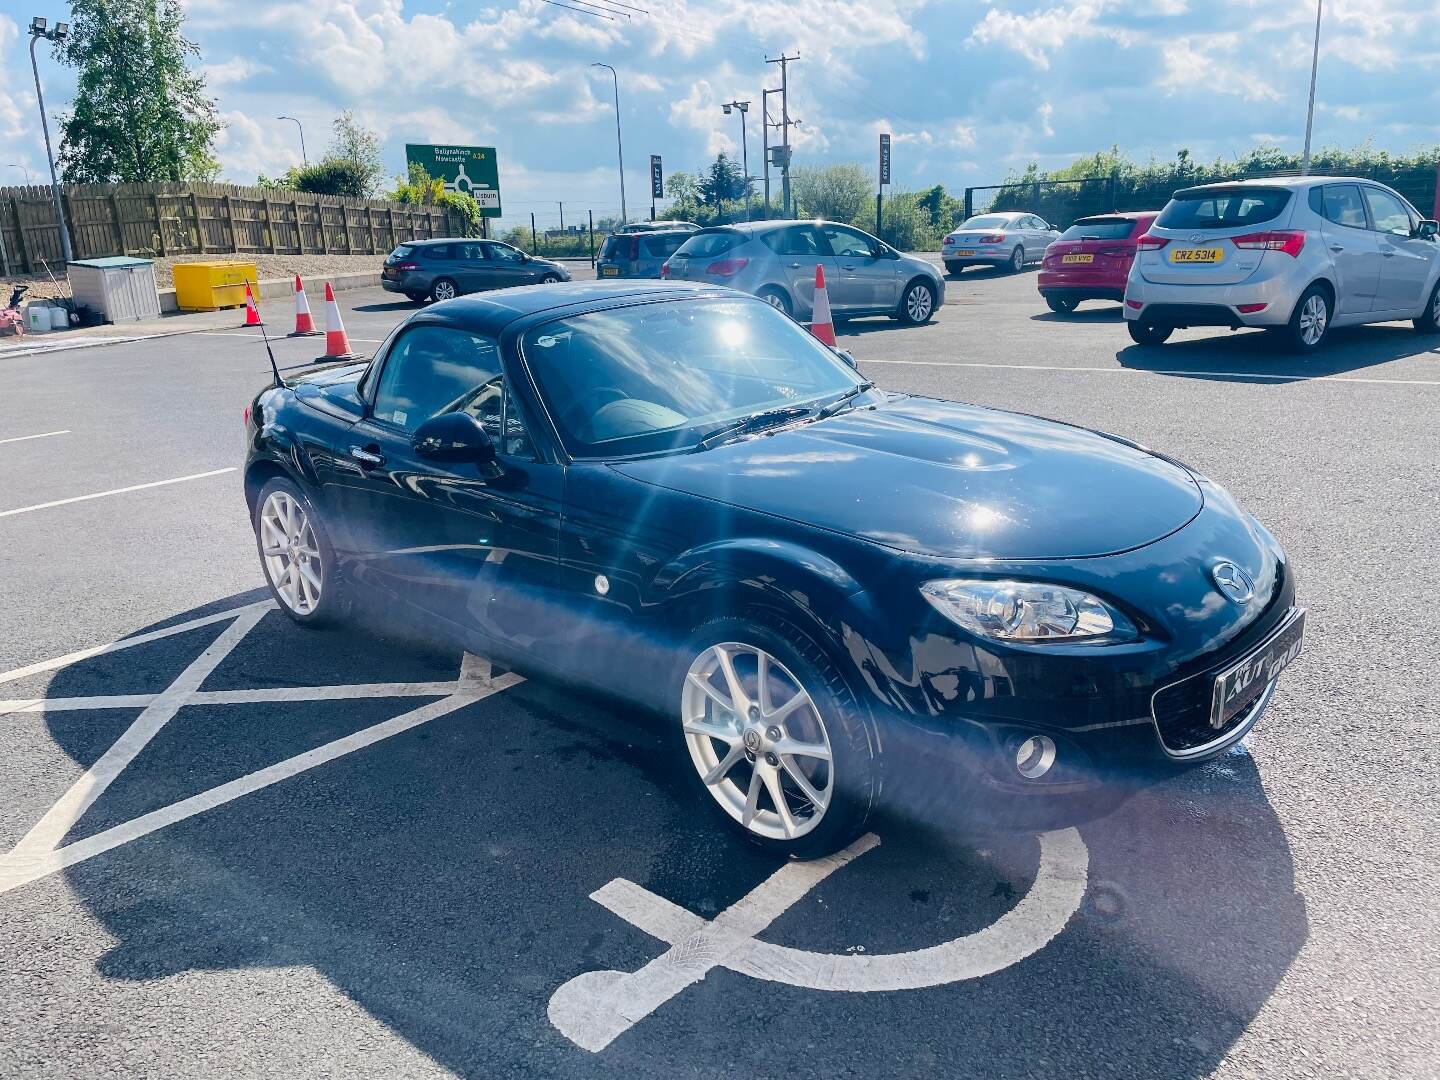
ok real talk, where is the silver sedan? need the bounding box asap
[942,212,1060,275]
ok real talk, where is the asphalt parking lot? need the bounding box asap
[2,266,1438,1079]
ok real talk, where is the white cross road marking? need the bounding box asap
[0,430,70,446]
[548,828,1089,1052]
[0,468,238,519]
[0,602,522,896]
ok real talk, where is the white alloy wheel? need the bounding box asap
[258,490,323,615]
[432,278,458,301]
[1299,292,1328,346]
[905,282,934,323]
[681,642,834,841]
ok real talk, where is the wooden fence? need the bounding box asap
[0,181,465,275]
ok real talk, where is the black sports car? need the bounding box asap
[243,281,1304,857]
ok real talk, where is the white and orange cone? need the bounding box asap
[809,263,837,347]
[243,283,263,327]
[317,282,361,360]
[287,275,321,337]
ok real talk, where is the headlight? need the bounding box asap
[920,579,1131,642]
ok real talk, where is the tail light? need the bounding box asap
[943,233,958,244]
[243,403,251,427]
[660,263,670,278]
[1126,299,1144,309]
[705,257,750,277]
[980,234,1005,244]
[1098,247,1130,258]
[395,261,419,271]
[627,236,641,260]
[1237,302,1269,313]
[1232,230,1306,257]
[1136,234,1169,251]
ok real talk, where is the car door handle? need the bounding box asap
[841,264,856,271]
[1381,248,1396,257]
[786,262,805,268]
[349,445,385,468]
[1329,244,1344,253]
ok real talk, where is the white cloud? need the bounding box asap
[1158,35,1282,102]
[968,1,1125,70]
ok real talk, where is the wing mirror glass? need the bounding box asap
[1416,219,1438,240]
[411,412,500,472]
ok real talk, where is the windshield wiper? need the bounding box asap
[815,381,875,421]
[695,405,814,451]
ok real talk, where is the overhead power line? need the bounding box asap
[537,0,618,20]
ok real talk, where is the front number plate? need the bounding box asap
[1210,609,1305,728]
[599,266,621,277]
[1171,248,1224,264]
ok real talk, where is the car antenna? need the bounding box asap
[249,279,288,389]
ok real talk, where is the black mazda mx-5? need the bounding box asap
[243,281,1304,857]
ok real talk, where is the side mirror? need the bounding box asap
[411,412,499,470]
[1416,219,1438,240]
[831,346,858,369]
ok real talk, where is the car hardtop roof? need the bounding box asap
[1176,175,1383,195]
[964,210,1027,218]
[693,219,860,235]
[1073,210,1159,220]
[409,280,737,333]
[402,236,471,245]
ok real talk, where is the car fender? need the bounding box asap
[243,389,323,510]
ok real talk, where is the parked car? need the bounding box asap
[245,281,1303,858]
[661,220,944,325]
[597,227,694,279]
[1124,176,1440,351]
[382,238,572,303]
[942,212,1060,275]
[1037,212,1159,313]
[621,221,700,233]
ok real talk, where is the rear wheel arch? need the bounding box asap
[244,459,300,515]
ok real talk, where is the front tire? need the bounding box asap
[676,613,879,858]
[540,273,562,284]
[1416,280,1440,334]
[252,477,346,627]
[1283,284,1331,353]
[1009,245,1025,273]
[429,277,459,302]
[1045,295,1078,315]
[1127,320,1173,346]
[897,279,937,325]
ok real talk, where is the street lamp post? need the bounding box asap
[277,116,308,166]
[1301,0,1323,176]
[28,16,73,264]
[722,100,751,220]
[591,63,627,225]
[7,164,36,184]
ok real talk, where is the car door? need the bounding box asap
[1313,183,1382,316]
[481,241,534,288]
[819,223,899,312]
[771,224,829,313]
[327,322,564,652]
[1363,186,1433,314]
[450,241,494,293]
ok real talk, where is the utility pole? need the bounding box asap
[1301,0,1323,176]
[761,88,782,218]
[721,100,751,220]
[765,53,800,218]
[558,201,564,232]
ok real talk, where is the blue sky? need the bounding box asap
[2,0,1436,231]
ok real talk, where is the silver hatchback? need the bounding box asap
[1124,176,1440,351]
[660,220,945,325]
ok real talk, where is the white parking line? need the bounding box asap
[860,358,1440,387]
[0,430,70,446]
[0,467,236,519]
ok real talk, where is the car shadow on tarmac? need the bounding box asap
[37,597,1307,1079]
[351,300,422,313]
[1030,304,1126,323]
[1116,323,1440,382]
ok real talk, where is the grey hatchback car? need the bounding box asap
[382,238,572,303]
[596,228,694,279]
[660,220,945,324]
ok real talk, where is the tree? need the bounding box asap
[791,164,871,223]
[699,153,750,207]
[328,111,384,198]
[56,0,222,183]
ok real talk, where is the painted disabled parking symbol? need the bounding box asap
[549,828,1089,1051]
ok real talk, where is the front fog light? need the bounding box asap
[920,578,1131,642]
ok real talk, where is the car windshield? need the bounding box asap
[1157,188,1291,230]
[671,230,744,258]
[1060,218,1138,240]
[521,297,864,458]
[958,215,1012,230]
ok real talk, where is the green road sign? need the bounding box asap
[405,144,502,217]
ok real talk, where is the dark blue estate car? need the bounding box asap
[243,282,1304,857]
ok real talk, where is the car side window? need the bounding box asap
[371,325,503,433]
[423,244,452,260]
[772,226,821,257]
[1316,185,1368,229]
[484,242,526,263]
[1363,188,1414,238]
[820,225,877,258]
[455,242,486,261]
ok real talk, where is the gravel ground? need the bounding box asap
[8,253,393,301]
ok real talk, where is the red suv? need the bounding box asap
[1037,212,1158,313]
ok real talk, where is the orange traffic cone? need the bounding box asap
[809,264,837,347]
[317,282,361,360]
[287,275,321,337]
[243,283,263,327]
